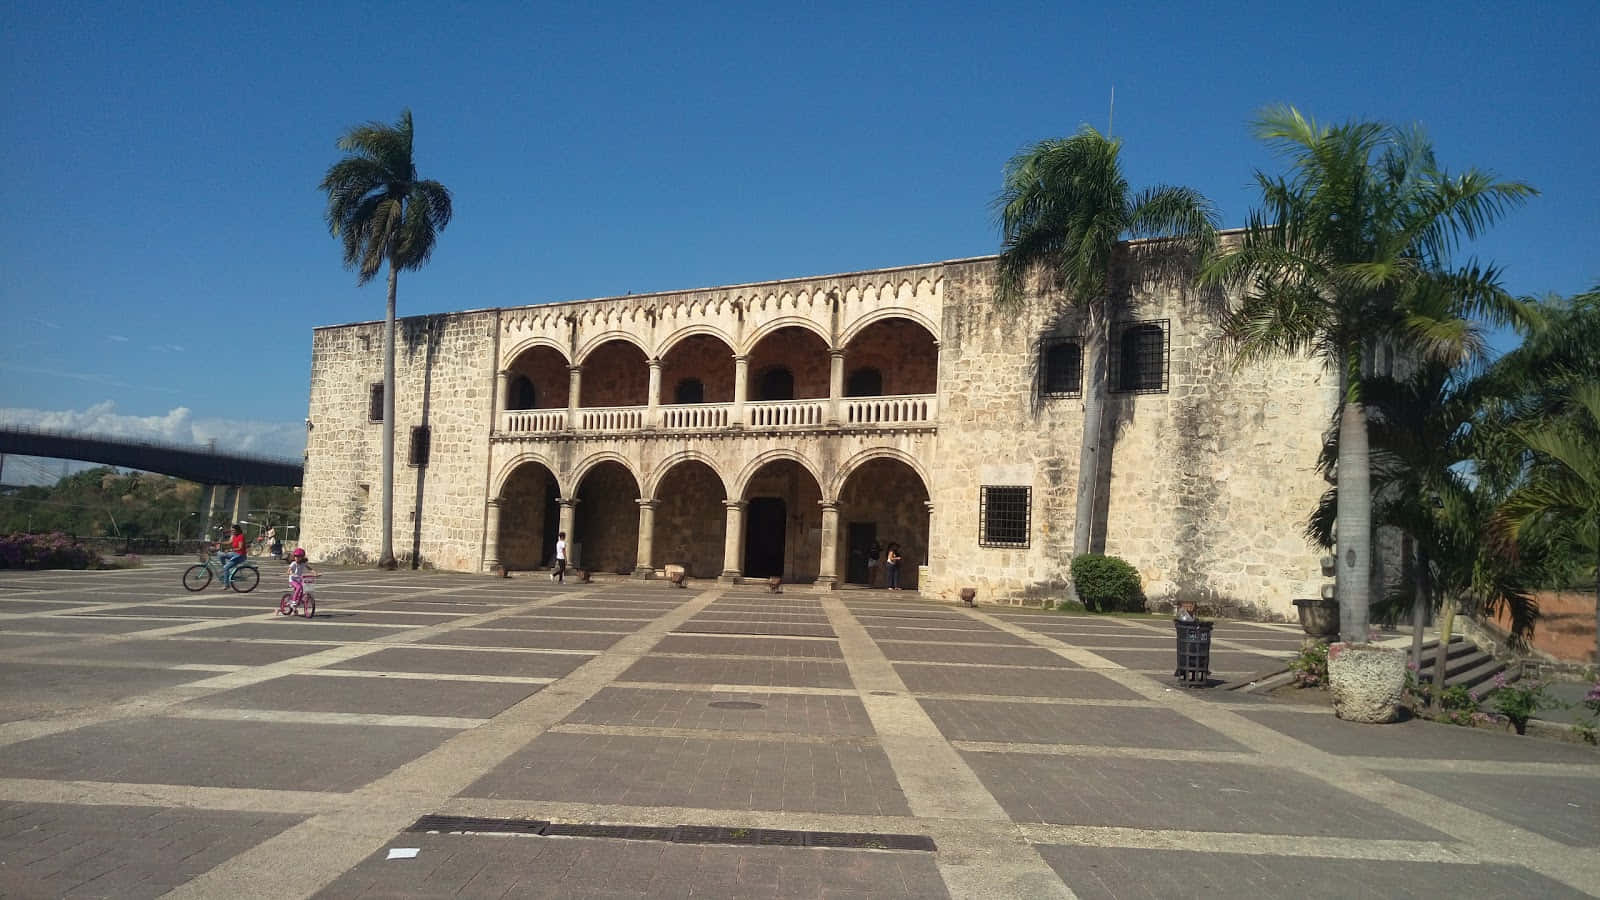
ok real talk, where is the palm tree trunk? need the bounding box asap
[1593,537,1598,665]
[1335,392,1372,643]
[378,263,398,569]
[1073,297,1109,560]
[1411,547,1429,670]
[1430,595,1457,707]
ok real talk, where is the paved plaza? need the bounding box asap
[0,560,1596,898]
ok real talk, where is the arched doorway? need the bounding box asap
[573,460,641,574]
[498,461,560,570]
[579,340,649,407]
[652,460,727,578]
[740,458,824,580]
[836,456,930,590]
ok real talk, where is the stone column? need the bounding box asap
[633,499,659,576]
[817,500,840,589]
[827,348,846,425]
[719,499,746,581]
[646,358,662,429]
[566,365,582,431]
[558,498,579,566]
[494,369,509,429]
[731,354,749,427]
[483,497,502,571]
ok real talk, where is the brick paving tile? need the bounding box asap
[893,663,1144,700]
[621,655,854,688]
[1081,647,1288,673]
[965,753,1447,839]
[1034,844,1592,900]
[0,617,175,635]
[314,833,947,899]
[862,626,1028,645]
[677,620,838,638]
[416,628,626,650]
[75,604,263,619]
[1235,709,1600,764]
[326,647,592,678]
[1378,771,1600,847]
[465,732,910,816]
[653,635,844,658]
[0,662,209,725]
[488,615,638,632]
[0,802,303,900]
[921,698,1248,750]
[83,638,332,667]
[197,672,542,718]
[197,623,414,642]
[564,686,875,736]
[875,642,1075,666]
[0,717,451,792]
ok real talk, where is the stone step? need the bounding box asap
[1449,657,1509,691]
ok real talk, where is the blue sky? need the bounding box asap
[2,0,1596,468]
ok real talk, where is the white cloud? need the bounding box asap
[0,402,307,473]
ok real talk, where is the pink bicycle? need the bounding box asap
[277,573,317,619]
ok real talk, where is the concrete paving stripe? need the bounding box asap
[645,651,851,664]
[1016,823,1481,863]
[886,659,1081,672]
[297,668,556,686]
[610,680,858,697]
[951,741,1266,765]
[820,596,1075,899]
[670,630,838,642]
[871,638,1032,648]
[1203,702,1334,715]
[549,723,882,747]
[376,643,599,657]
[962,606,1600,895]
[458,625,632,635]
[164,587,727,900]
[0,776,344,815]
[1108,614,1322,656]
[909,693,1162,708]
[4,656,244,674]
[1357,757,1600,776]
[167,707,488,730]
[435,797,926,836]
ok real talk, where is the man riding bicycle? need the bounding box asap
[216,524,247,585]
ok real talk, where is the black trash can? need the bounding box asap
[1174,620,1213,685]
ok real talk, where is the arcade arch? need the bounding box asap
[496,460,560,570]
[835,456,931,589]
[739,458,825,580]
[504,345,569,411]
[579,340,649,407]
[842,317,938,397]
[746,326,829,401]
[658,333,735,405]
[573,460,642,574]
[650,459,727,577]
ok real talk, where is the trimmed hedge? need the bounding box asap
[1070,553,1145,612]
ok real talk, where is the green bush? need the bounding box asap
[1288,643,1329,688]
[1070,554,1144,613]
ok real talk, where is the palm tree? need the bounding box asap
[1498,381,1600,663]
[1201,106,1535,643]
[319,109,453,569]
[995,125,1218,568]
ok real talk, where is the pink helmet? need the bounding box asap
[291,548,306,560]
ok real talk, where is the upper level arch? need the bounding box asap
[838,307,939,348]
[657,323,737,360]
[499,335,571,371]
[574,330,650,366]
[740,316,832,356]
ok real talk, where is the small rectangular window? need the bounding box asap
[368,383,385,422]
[1109,319,1170,394]
[980,486,1030,548]
[408,425,431,467]
[1042,340,1083,397]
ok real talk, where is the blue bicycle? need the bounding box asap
[182,549,260,593]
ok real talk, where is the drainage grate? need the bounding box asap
[708,700,765,710]
[403,815,935,853]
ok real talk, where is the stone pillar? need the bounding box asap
[646,358,662,429]
[731,354,749,427]
[566,365,582,431]
[558,498,578,566]
[195,484,217,537]
[817,500,840,589]
[633,499,659,576]
[483,497,502,571]
[827,348,846,425]
[720,499,746,581]
[229,486,250,525]
[494,369,509,427]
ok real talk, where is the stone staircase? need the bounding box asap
[1415,635,1513,690]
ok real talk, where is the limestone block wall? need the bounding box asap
[923,252,1333,619]
[301,311,497,570]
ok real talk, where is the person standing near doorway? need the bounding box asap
[885,542,903,591]
[866,540,882,587]
[552,531,568,584]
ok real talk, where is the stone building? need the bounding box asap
[301,239,1332,618]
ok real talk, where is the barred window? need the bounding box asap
[979,486,1031,548]
[1042,341,1082,397]
[1111,320,1170,393]
[368,383,384,422]
[408,425,431,467]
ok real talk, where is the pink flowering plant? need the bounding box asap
[0,532,100,570]
[1483,672,1557,735]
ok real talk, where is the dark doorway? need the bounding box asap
[508,375,536,410]
[743,497,787,577]
[758,367,795,401]
[846,521,877,585]
[540,480,559,566]
[846,368,883,397]
[674,378,704,404]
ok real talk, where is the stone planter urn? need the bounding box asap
[1327,643,1406,723]
[1292,597,1340,643]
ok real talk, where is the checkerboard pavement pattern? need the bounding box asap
[0,560,1594,898]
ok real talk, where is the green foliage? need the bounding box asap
[0,532,100,570]
[0,467,299,544]
[1483,673,1559,735]
[1433,684,1483,727]
[1054,598,1088,613]
[1288,642,1329,688]
[1069,553,1144,612]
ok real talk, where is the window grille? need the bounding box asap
[979,486,1031,547]
[1041,340,1083,397]
[408,426,431,467]
[1109,319,1170,393]
[368,383,384,422]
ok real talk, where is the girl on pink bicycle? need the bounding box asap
[278,548,318,618]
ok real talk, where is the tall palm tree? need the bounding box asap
[1201,106,1535,643]
[995,125,1218,567]
[319,109,452,569]
[1498,381,1600,663]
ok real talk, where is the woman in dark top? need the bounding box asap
[885,542,903,591]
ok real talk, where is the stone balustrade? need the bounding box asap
[498,396,938,436]
[746,399,827,428]
[578,406,647,432]
[660,403,732,430]
[844,394,937,426]
[500,409,567,433]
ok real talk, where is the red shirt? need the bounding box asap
[228,533,246,555]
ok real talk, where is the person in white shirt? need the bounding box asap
[553,532,567,584]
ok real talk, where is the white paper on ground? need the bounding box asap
[386,848,420,860]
